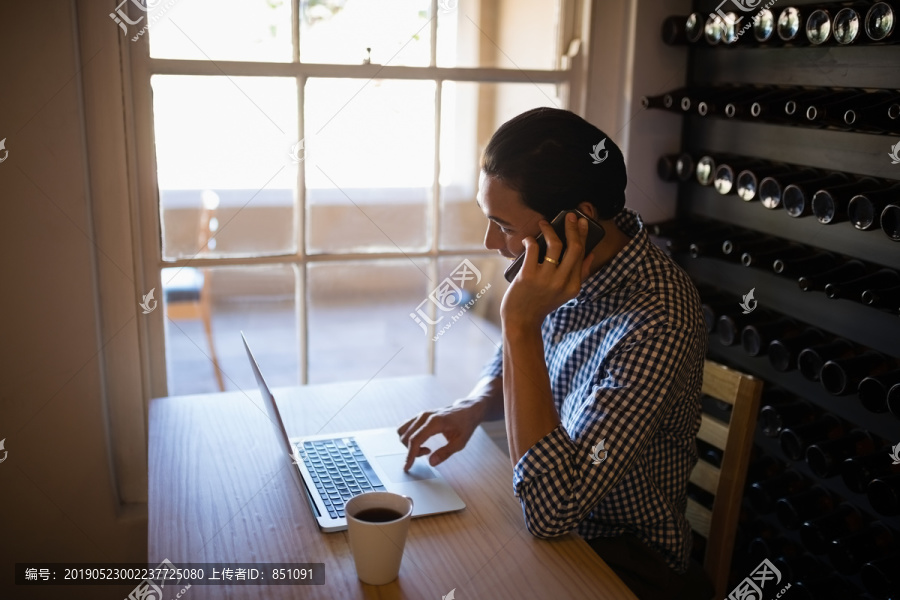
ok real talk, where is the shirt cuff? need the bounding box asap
[479,344,503,380]
[512,425,577,497]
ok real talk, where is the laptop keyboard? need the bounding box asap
[296,437,386,519]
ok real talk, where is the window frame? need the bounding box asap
[124,0,587,398]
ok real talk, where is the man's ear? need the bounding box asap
[576,201,598,220]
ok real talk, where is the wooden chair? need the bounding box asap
[163,196,225,391]
[686,360,764,599]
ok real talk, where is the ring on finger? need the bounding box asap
[544,256,560,265]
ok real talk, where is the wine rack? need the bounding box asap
[650,1,900,596]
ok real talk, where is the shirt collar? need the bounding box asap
[576,209,647,303]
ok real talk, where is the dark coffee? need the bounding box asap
[354,507,403,523]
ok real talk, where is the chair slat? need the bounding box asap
[697,414,728,451]
[689,459,720,495]
[686,498,711,538]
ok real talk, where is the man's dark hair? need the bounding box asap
[481,107,627,220]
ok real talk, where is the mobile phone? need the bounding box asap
[503,209,606,282]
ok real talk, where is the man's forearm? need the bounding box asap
[502,324,561,465]
[454,375,505,422]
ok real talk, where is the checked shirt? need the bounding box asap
[482,208,707,573]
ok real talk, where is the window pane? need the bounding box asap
[439,81,563,249]
[305,79,435,254]
[300,0,431,66]
[433,256,506,396]
[437,0,561,69]
[147,0,293,62]
[152,75,299,260]
[162,264,298,395]
[307,260,430,383]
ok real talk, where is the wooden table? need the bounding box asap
[149,376,637,599]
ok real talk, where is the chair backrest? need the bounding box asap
[686,360,764,599]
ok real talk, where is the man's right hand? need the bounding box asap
[397,400,484,472]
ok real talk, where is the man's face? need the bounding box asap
[476,171,546,260]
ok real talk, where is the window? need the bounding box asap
[127,0,580,398]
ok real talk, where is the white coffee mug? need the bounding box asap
[345,491,414,585]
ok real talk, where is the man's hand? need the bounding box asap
[397,400,484,472]
[500,213,593,330]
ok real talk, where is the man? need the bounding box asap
[398,108,710,599]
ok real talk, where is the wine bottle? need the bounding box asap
[741,243,808,269]
[784,89,834,120]
[695,155,717,186]
[749,535,802,562]
[832,6,866,45]
[750,87,805,121]
[661,14,705,45]
[749,469,808,513]
[760,400,816,437]
[696,87,760,117]
[774,553,829,583]
[780,414,844,461]
[865,2,899,43]
[888,383,900,418]
[741,317,801,357]
[848,184,900,230]
[881,203,900,241]
[772,251,836,277]
[825,269,900,300]
[701,395,733,426]
[704,14,725,46]
[736,165,795,202]
[861,284,900,312]
[805,7,841,46]
[811,177,882,224]
[714,158,768,195]
[860,552,900,598]
[858,369,900,413]
[721,234,771,257]
[747,454,784,481]
[641,88,686,111]
[758,169,823,210]
[783,173,851,217]
[843,92,900,133]
[805,90,869,126]
[777,6,807,42]
[675,152,695,182]
[700,294,734,333]
[657,154,682,182]
[828,522,895,574]
[776,485,834,529]
[717,310,773,347]
[768,328,826,372]
[842,448,900,493]
[752,8,779,44]
[867,474,900,516]
[797,338,855,381]
[799,503,864,554]
[797,260,866,292]
[690,229,755,258]
[806,429,876,478]
[820,351,889,396]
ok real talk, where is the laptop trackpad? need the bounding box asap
[375,453,437,483]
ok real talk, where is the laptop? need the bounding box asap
[241,332,466,532]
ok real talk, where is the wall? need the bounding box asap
[0,1,146,597]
